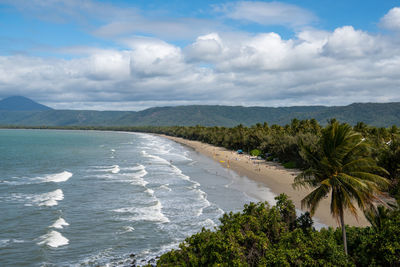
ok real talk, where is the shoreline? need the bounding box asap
[160,134,369,228]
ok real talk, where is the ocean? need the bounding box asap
[0,129,277,266]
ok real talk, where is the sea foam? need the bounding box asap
[2,171,72,186]
[51,218,69,229]
[129,165,148,186]
[114,200,169,223]
[37,230,69,248]
[42,171,73,183]
[93,165,120,174]
[110,165,120,174]
[33,189,64,207]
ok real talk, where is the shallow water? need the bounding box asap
[0,129,278,266]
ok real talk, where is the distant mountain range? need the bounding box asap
[0,96,399,127]
[0,96,52,111]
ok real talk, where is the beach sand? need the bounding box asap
[161,135,369,228]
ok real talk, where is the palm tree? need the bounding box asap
[293,121,389,255]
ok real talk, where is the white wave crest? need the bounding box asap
[113,201,169,223]
[93,165,120,174]
[130,168,148,186]
[3,171,72,185]
[37,230,69,248]
[42,171,73,183]
[145,188,154,196]
[111,165,120,174]
[122,226,135,233]
[171,165,190,181]
[159,184,172,191]
[123,164,145,171]
[192,188,211,217]
[142,151,171,165]
[51,218,69,229]
[33,189,64,207]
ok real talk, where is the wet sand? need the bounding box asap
[161,135,369,228]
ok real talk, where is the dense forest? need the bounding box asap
[3,119,400,266]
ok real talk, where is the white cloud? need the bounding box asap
[1,3,400,110]
[214,1,317,28]
[380,7,400,31]
[93,18,222,41]
[185,33,225,62]
[127,37,186,77]
[322,26,381,58]
[2,24,400,110]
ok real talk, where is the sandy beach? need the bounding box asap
[161,135,369,228]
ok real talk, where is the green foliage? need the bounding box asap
[156,196,400,266]
[250,149,261,157]
[1,102,400,127]
[338,205,400,266]
[157,194,350,266]
[294,121,390,254]
[282,161,297,169]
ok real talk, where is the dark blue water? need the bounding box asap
[0,129,276,266]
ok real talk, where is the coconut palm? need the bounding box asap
[293,121,389,254]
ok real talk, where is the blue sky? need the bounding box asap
[0,0,399,110]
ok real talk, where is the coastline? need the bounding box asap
[160,134,370,228]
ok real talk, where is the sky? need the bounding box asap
[0,0,399,110]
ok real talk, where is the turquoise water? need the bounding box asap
[0,129,277,266]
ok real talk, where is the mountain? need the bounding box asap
[0,97,399,127]
[0,96,53,111]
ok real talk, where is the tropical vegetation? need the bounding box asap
[293,121,389,255]
[3,119,400,266]
[153,194,400,266]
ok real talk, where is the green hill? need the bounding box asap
[0,99,399,127]
[0,96,52,111]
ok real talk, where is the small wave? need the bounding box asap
[0,239,9,248]
[224,180,234,188]
[142,151,171,165]
[37,230,69,248]
[123,164,145,171]
[132,169,148,179]
[111,165,120,174]
[0,239,25,248]
[188,160,198,166]
[194,189,211,217]
[145,188,154,196]
[122,226,135,232]
[92,165,120,174]
[114,201,169,223]
[170,165,190,181]
[159,184,172,191]
[2,171,72,186]
[50,218,69,229]
[9,190,64,207]
[42,171,73,183]
[130,168,148,186]
[32,189,64,207]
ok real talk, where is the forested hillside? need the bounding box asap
[1,102,400,127]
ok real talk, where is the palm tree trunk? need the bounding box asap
[340,210,348,255]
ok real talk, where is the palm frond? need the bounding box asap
[349,172,390,190]
[301,184,330,215]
